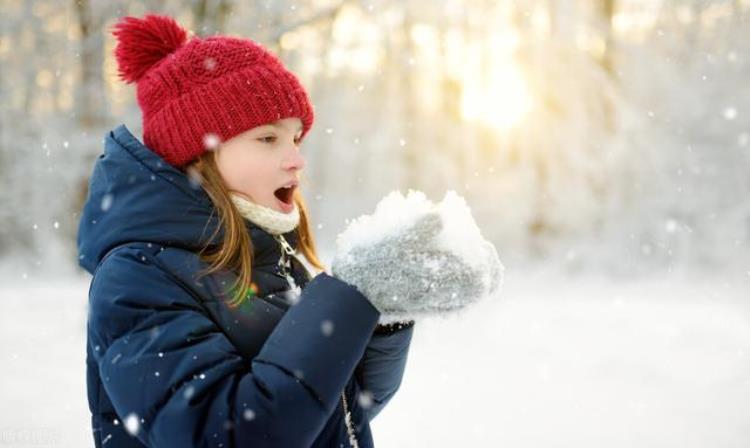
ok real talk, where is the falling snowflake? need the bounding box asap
[284,287,302,305]
[186,166,203,189]
[723,107,738,120]
[243,409,256,421]
[203,57,217,70]
[357,390,374,409]
[183,385,195,400]
[665,219,678,233]
[123,412,140,436]
[203,133,221,150]
[321,320,334,336]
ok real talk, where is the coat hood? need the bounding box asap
[77,124,298,274]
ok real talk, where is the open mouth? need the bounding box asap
[273,183,297,210]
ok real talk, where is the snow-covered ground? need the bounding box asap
[2,268,749,447]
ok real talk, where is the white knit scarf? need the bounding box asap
[229,193,300,235]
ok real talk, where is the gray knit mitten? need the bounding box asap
[331,212,502,324]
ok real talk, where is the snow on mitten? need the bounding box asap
[331,190,503,324]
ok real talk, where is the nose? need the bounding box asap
[282,145,306,171]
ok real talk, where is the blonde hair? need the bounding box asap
[186,151,325,307]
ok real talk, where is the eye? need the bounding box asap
[258,135,276,144]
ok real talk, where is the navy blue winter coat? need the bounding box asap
[77,125,414,447]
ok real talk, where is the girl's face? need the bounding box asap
[214,117,305,214]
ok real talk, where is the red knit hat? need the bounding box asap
[112,14,314,167]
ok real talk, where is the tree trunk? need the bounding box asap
[74,0,108,129]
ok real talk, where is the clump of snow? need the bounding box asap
[334,189,504,306]
[432,191,490,271]
[332,190,504,316]
[335,190,434,255]
[336,190,495,271]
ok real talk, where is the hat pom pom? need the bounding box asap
[113,14,188,84]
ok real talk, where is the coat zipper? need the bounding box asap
[272,234,359,447]
[273,234,300,292]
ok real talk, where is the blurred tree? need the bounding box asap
[191,0,233,36]
[74,0,110,128]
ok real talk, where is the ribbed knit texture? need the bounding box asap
[230,193,300,235]
[112,14,314,167]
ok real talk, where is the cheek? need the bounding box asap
[216,149,273,196]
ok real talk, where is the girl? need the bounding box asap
[78,14,493,448]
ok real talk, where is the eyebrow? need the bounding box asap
[268,123,303,133]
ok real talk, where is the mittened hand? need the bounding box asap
[331,196,503,325]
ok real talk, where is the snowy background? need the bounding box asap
[2,0,749,446]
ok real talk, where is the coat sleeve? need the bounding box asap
[87,247,379,447]
[354,323,415,421]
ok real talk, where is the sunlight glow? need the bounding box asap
[327,5,382,75]
[459,34,533,131]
